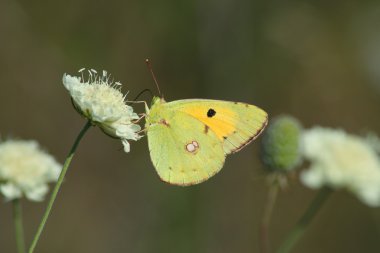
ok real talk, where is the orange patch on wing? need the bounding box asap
[180,106,237,140]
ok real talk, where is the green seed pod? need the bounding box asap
[261,115,302,172]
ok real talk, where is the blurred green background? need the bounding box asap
[1,0,380,252]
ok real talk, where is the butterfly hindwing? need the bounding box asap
[146,101,226,185]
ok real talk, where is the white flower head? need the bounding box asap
[300,127,380,207]
[0,139,61,201]
[62,69,142,152]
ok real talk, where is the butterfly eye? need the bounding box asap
[207,108,216,118]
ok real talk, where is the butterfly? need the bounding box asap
[144,96,268,186]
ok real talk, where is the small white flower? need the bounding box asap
[365,132,380,154]
[300,127,380,207]
[62,69,142,152]
[0,140,61,201]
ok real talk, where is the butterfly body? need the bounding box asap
[145,96,268,186]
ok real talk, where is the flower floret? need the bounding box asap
[301,127,380,207]
[0,140,61,201]
[62,69,142,152]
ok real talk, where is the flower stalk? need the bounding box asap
[13,199,26,253]
[277,187,332,253]
[260,178,280,253]
[28,120,92,253]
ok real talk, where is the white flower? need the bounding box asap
[62,69,141,152]
[365,132,380,154]
[0,140,61,201]
[300,127,380,207]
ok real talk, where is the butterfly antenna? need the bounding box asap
[145,58,162,97]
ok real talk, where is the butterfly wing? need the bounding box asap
[146,101,226,185]
[165,99,268,154]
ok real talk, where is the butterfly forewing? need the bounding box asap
[167,99,268,154]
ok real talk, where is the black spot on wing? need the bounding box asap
[207,108,216,117]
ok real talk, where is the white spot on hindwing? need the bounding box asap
[186,141,199,153]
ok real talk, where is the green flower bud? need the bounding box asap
[261,115,302,172]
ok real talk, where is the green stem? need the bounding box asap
[13,199,26,253]
[260,179,280,253]
[28,120,92,253]
[277,187,332,253]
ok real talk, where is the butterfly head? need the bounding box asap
[151,96,165,106]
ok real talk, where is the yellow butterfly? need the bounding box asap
[145,96,268,186]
